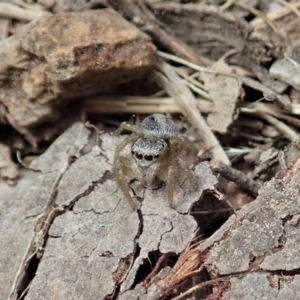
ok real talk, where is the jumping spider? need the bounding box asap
[114,114,198,210]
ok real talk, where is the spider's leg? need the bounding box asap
[177,157,193,179]
[115,156,136,210]
[171,136,198,158]
[114,134,137,166]
[115,123,142,136]
[166,165,176,208]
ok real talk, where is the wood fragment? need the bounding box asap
[107,0,205,65]
[242,76,292,112]
[257,113,300,142]
[152,60,230,165]
[172,277,228,300]
[234,2,281,34]
[82,96,213,115]
[210,159,262,197]
[0,3,47,22]
[251,1,300,27]
[275,0,300,20]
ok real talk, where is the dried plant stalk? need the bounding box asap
[152,60,231,165]
[158,244,205,298]
[251,1,300,27]
[82,97,213,115]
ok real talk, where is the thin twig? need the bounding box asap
[107,0,205,65]
[172,277,227,300]
[173,67,206,90]
[82,97,214,115]
[235,2,282,34]
[220,0,236,11]
[11,0,45,12]
[242,76,292,112]
[249,103,300,128]
[242,108,300,141]
[0,3,47,22]
[184,80,210,99]
[152,60,230,165]
[157,51,238,78]
[257,112,300,142]
[210,159,262,197]
[251,1,300,27]
[275,0,300,20]
[144,254,167,288]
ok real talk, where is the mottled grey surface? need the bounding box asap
[260,221,300,271]
[0,170,41,299]
[198,155,300,298]
[230,273,300,300]
[15,128,215,299]
[230,273,278,300]
[200,158,300,276]
[2,123,91,300]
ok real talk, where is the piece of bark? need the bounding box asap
[8,123,91,300]
[152,3,288,93]
[270,58,300,91]
[230,273,300,299]
[200,59,242,133]
[0,9,156,145]
[199,153,300,298]
[2,123,219,299]
[0,170,42,300]
[107,0,205,66]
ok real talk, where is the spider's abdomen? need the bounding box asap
[141,114,178,138]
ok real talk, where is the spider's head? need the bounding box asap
[131,138,167,168]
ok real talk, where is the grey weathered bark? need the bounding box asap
[1,123,219,299]
[2,125,300,299]
[199,155,300,299]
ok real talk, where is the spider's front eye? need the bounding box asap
[154,155,160,159]
[144,154,153,161]
[135,153,143,160]
[131,150,135,155]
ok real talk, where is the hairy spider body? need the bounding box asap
[114,114,198,210]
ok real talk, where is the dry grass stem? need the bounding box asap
[153,60,231,165]
[235,2,281,34]
[0,3,47,22]
[275,0,300,20]
[242,108,300,141]
[184,80,211,99]
[159,244,205,296]
[173,67,206,91]
[82,96,214,115]
[11,0,45,11]
[220,0,236,11]
[251,1,300,27]
[157,51,237,78]
[211,159,262,197]
[251,103,300,128]
[172,277,227,300]
[258,113,300,141]
[242,76,292,111]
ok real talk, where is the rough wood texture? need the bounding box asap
[199,154,300,299]
[0,123,90,300]
[152,3,287,93]
[2,123,218,299]
[3,125,300,299]
[0,9,156,144]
